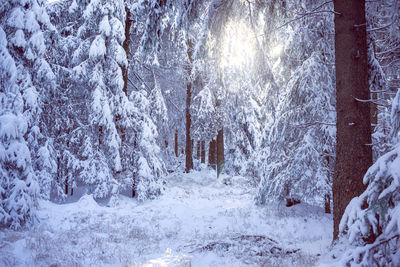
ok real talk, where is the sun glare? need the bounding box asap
[219,20,256,70]
[270,44,283,58]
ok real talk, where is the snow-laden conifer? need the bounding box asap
[1,0,55,228]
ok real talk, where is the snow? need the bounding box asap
[7,7,24,29]
[99,15,111,37]
[0,114,27,140]
[0,169,332,266]
[89,35,106,59]
[24,11,40,33]
[11,30,26,48]
[29,31,46,55]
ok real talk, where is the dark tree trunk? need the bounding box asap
[122,5,131,96]
[217,129,224,177]
[325,194,331,214]
[185,39,194,173]
[196,141,201,159]
[57,156,61,186]
[132,137,137,198]
[209,140,216,170]
[174,130,178,157]
[333,0,372,240]
[201,141,205,163]
[65,178,68,195]
[324,148,331,214]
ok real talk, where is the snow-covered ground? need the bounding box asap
[0,169,332,266]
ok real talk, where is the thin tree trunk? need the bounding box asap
[217,129,224,177]
[333,0,372,240]
[325,194,331,214]
[174,130,178,157]
[209,140,216,170]
[196,141,201,159]
[122,5,131,96]
[132,137,137,198]
[65,177,68,195]
[185,39,194,173]
[201,141,205,163]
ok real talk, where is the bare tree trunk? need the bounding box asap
[196,141,201,159]
[325,194,331,214]
[174,130,178,157]
[209,140,216,170]
[132,137,137,198]
[217,129,224,177]
[185,39,194,173]
[201,141,205,163]
[122,5,131,96]
[333,0,372,240]
[65,177,68,195]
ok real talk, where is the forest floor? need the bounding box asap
[0,168,333,266]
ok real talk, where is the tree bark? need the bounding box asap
[132,137,137,198]
[325,194,331,214]
[196,141,201,159]
[209,140,216,170]
[122,5,131,96]
[174,130,178,157]
[217,129,225,177]
[333,0,372,240]
[201,141,205,163]
[185,39,194,173]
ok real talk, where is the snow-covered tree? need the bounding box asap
[250,0,336,208]
[0,0,56,228]
[255,52,335,207]
[70,0,127,198]
[338,90,400,264]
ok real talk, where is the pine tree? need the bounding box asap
[71,0,127,198]
[0,0,56,227]
[255,53,335,206]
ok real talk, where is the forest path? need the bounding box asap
[0,169,332,266]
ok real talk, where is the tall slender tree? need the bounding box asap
[185,38,194,173]
[333,0,372,240]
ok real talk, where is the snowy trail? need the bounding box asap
[0,169,332,266]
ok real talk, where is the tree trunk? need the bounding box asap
[196,141,201,159]
[132,137,137,198]
[201,141,205,163]
[333,0,372,240]
[174,130,178,157]
[65,177,68,195]
[209,140,216,170]
[122,5,131,96]
[185,39,194,173]
[325,194,331,214]
[217,129,224,177]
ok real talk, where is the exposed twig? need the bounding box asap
[274,10,340,31]
[290,121,335,128]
